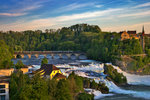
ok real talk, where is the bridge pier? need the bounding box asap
[51,54,54,59]
[20,54,24,58]
[13,54,17,59]
[66,54,71,59]
[58,54,62,59]
[75,54,80,59]
[43,54,47,58]
[27,54,31,59]
[34,54,39,58]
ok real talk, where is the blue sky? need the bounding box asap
[0,0,150,33]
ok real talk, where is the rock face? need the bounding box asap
[114,56,135,71]
[114,56,150,75]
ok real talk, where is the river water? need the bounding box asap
[12,56,150,100]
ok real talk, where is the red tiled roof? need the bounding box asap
[127,31,136,34]
[144,34,150,37]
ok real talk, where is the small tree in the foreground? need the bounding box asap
[41,57,48,66]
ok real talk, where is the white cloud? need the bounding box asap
[134,2,150,8]
[102,22,150,33]
[0,8,122,31]
[16,4,42,12]
[57,8,122,21]
[0,0,48,17]
[95,5,103,8]
[0,13,27,16]
[54,2,99,13]
[118,10,150,18]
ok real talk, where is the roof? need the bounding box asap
[0,80,9,83]
[127,31,136,34]
[0,76,10,83]
[144,34,150,37]
[36,64,60,76]
[119,31,124,34]
[22,65,29,68]
[53,73,66,79]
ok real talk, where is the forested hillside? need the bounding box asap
[0,24,146,63]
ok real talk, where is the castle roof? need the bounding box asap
[144,34,150,37]
[127,31,136,34]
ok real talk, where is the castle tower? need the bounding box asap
[142,26,145,36]
[141,26,145,52]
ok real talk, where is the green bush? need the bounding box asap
[77,93,94,100]
[104,64,127,85]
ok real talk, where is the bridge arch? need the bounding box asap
[13,51,86,59]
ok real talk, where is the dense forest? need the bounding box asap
[1,24,149,64]
[0,24,150,72]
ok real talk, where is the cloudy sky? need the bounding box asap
[0,0,150,33]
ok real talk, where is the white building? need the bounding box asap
[0,80,9,100]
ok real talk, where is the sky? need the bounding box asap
[0,0,150,33]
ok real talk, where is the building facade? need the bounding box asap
[120,31,139,40]
[0,77,9,100]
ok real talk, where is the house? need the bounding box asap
[34,64,66,80]
[0,76,10,100]
[0,65,30,77]
[120,31,130,40]
[0,69,14,76]
[127,31,140,39]
[120,31,139,40]
[20,65,29,74]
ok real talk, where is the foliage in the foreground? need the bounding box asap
[104,64,127,85]
[10,71,108,100]
[0,40,13,69]
[77,93,94,100]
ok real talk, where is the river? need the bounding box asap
[12,56,150,100]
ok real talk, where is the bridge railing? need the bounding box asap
[14,51,84,54]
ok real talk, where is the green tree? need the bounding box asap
[15,60,24,69]
[41,57,48,66]
[56,79,73,100]
[0,40,13,69]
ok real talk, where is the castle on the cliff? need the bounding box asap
[120,26,150,52]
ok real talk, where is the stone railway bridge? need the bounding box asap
[14,51,86,59]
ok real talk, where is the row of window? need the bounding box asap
[0,85,5,89]
[0,90,5,93]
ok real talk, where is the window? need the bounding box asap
[0,85,5,89]
[1,95,5,100]
[0,90,5,93]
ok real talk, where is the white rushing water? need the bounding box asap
[71,63,150,99]
[32,63,150,99]
[104,79,150,99]
[106,63,150,86]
